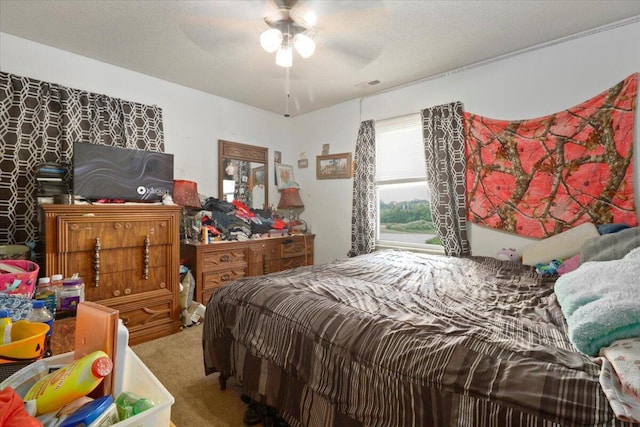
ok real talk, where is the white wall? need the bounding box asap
[290,100,362,262]
[296,20,640,264]
[0,32,291,200]
[2,20,640,266]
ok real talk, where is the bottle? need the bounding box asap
[24,350,113,415]
[115,391,155,420]
[51,274,64,310]
[59,277,85,313]
[113,318,130,396]
[26,300,53,357]
[0,309,12,345]
[35,276,56,317]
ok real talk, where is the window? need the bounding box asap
[375,114,442,251]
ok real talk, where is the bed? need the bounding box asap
[202,248,638,427]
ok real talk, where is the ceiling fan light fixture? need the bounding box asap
[293,32,315,59]
[260,28,283,53]
[276,45,293,68]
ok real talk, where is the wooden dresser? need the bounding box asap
[181,234,314,305]
[40,204,182,345]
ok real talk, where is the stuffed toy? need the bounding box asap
[535,259,563,276]
[496,248,520,263]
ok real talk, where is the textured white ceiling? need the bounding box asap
[1,0,640,117]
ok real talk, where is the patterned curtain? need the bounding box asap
[348,120,376,257]
[421,101,470,256]
[0,71,164,248]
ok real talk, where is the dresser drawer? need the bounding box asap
[57,215,172,252]
[113,298,178,345]
[281,240,312,258]
[65,246,168,280]
[282,256,309,270]
[201,249,247,272]
[248,245,280,262]
[81,267,172,301]
[202,268,246,290]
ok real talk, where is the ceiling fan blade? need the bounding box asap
[176,2,267,58]
[312,3,391,67]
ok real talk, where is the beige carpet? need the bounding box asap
[131,324,249,427]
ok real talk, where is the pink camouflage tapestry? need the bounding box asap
[464,73,638,238]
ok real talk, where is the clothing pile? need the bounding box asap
[199,197,286,241]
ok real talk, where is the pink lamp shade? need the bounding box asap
[173,180,202,209]
[277,187,304,210]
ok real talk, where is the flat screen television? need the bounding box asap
[73,141,174,202]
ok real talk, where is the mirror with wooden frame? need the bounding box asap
[218,140,269,210]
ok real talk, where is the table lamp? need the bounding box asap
[173,180,202,243]
[277,187,306,234]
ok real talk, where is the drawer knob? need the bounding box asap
[93,238,101,288]
[125,223,132,229]
[124,288,132,295]
[114,223,122,230]
[159,282,166,288]
[121,316,130,326]
[221,274,231,282]
[70,224,79,231]
[220,254,230,263]
[113,289,121,297]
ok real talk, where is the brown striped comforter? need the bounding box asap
[203,250,635,427]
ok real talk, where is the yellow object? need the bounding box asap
[24,350,113,415]
[0,320,48,364]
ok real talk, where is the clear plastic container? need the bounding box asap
[51,274,64,310]
[0,309,12,345]
[26,300,53,357]
[35,276,56,317]
[0,347,174,427]
[114,318,130,396]
[59,277,85,313]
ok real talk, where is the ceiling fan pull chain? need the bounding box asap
[285,67,291,118]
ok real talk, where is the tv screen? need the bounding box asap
[73,142,174,201]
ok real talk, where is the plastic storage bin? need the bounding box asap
[0,346,174,426]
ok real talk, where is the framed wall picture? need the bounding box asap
[316,153,353,179]
[298,158,308,168]
[276,163,296,189]
[252,166,265,186]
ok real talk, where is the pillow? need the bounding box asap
[581,226,640,263]
[520,222,599,266]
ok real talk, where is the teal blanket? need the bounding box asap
[554,247,640,356]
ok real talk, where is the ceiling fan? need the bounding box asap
[177,0,389,115]
[259,0,317,67]
[179,0,389,71]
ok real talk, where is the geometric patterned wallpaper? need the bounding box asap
[0,71,164,248]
